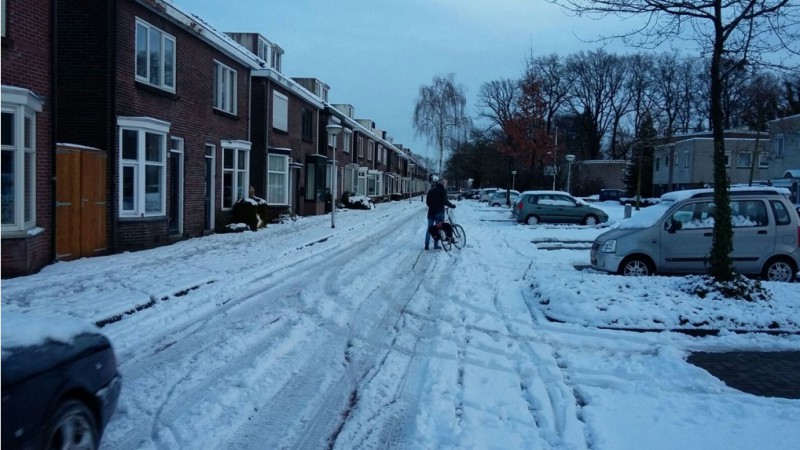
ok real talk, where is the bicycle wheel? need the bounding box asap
[439,229,452,251]
[451,224,466,249]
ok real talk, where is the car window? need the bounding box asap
[731,200,768,227]
[670,201,715,229]
[770,200,792,225]
[550,195,576,206]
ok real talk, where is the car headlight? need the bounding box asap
[600,240,616,253]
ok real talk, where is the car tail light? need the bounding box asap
[516,201,523,210]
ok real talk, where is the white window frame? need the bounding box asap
[758,152,769,168]
[117,117,170,218]
[368,140,374,161]
[267,153,289,205]
[1,87,43,233]
[169,136,184,234]
[273,91,288,132]
[357,137,364,158]
[271,47,282,72]
[724,152,731,168]
[257,37,271,63]
[773,134,784,157]
[213,61,237,115]
[221,140,251,209]
[737,151,752,168]
[343,130,352,154]
[328,129,337,148]
[134,18,176,92]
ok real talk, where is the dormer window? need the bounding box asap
[257,38,271,64]
[271,47,282,72]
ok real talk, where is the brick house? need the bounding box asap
[1,0,53,277]
[54,0,263,255]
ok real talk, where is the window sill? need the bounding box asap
[135,81,179,100]
[1,227,45,239]
[272,128,289,135]
[213,108,239,120]
[118,215,167,223]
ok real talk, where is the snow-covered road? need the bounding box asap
[4,198,799,449]
[97,201,587,449]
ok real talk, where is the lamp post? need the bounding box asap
[565,154,575,194]
[511,170,517,190]
[326,123,342,228]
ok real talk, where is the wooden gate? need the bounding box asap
[56,145,107,260]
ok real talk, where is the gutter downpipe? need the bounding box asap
[50,0,58,264]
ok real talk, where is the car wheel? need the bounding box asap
[525,215,540,225]
[619,256,653,277]
[762,258,797,282]
[46,400,99,450]
[583,215,599,225]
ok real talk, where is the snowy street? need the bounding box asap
[3,199,800,449]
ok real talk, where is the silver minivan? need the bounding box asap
[590,187,800,282]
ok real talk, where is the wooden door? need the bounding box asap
[56,146,107,260]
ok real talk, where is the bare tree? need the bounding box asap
[413,73,471,175]
[547,0,800,283]
[524,54,573,133]
[565,49,629,159]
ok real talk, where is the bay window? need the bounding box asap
[2,86,43,232]
[118,117,169,217]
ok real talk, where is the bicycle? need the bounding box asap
[429,207,466,252]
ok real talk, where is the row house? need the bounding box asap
[653,131,772,195]
[1,0,430,278]
[1,0,53,277]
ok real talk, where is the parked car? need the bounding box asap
[446,188,462,201]
[478,188,500,202]
[488,189,520,207]
[514,190,609,225]
[598,189,625,202]
[2,316,122,450]
[590,187,800,282]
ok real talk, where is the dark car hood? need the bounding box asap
[2,333,112,386]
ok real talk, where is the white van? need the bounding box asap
[590,187,800,282]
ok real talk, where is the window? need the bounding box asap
[305,162,316,200]
[773,135,784,157]
[222,141,250,209]
[731,200,767,227]
[2,88,42,232]
[267,154,289,205]
[357,137,364,158]
[655,157,660,171]
[684,151,689,168]
[737,151,752,168]
[758,152,769,168]
[674,153,679,166]
[368,141,374,161]
[257,37,271,63]
[724,152,731,167]
[301,108,313,140]
[343,131,352,154]
[213,61,237,115]
[118,117,169,217]
[328,128,337,148]
[271,48,282,72]
[273,91,288,132]
[135,19,176,92]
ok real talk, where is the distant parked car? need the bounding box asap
[590,187,800,281]
[598,189,625,202]
[514,191,609,225]
[2,319,122,450]
[488,189,520,207]
[479,188,500,202]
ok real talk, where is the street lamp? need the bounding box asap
[511,170,517,190]
[326,123,342,228]
[565,154,575,194]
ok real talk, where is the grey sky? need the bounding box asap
[182,0,653,163]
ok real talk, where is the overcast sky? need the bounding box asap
[181,0,661,164]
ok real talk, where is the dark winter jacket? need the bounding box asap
[426,183,455,218]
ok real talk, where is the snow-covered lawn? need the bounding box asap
[3,198,800,449]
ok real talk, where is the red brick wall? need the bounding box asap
[110,1,252,251]
[1,0,53,277]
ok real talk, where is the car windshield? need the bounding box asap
[613,200,673,230]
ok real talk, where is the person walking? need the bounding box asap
[425,176,456,250]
